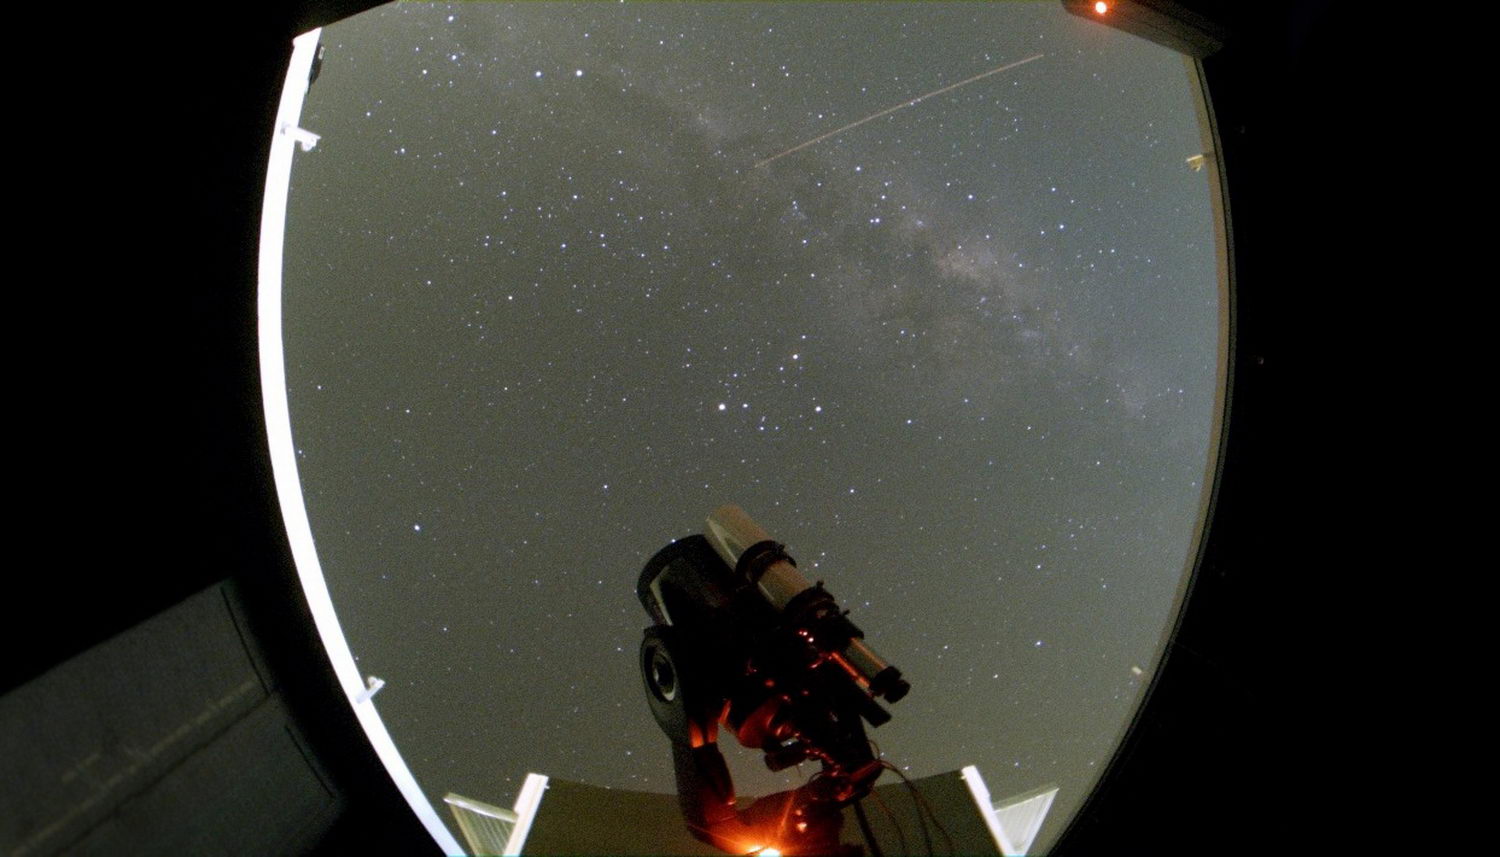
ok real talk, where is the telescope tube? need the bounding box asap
[704,505,909,704]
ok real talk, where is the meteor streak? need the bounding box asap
[754,53,1045,169]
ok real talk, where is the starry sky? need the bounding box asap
[280,2,1221,852]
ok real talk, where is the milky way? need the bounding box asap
[280,3,1222,851]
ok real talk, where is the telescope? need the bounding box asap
[638,505,909,856]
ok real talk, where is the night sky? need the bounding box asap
[280,2,1221,851]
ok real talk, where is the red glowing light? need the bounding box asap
[1094,1,1108,13]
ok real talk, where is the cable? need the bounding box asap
[869,787,908,856]
[867,738,960,857]
[896,765,934,856]
[853,800,885,857]
[888,762,955,856]
[864,738,917,856]
[863,738,908,854]
[880,762,956,857]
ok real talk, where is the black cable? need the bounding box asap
[869,787,908,856]
[889,763,955,855]
[866,737,960,857]
[885,764,932,856]
[863,737,908,854]
[911,783,934,855]
[853,800,885,857]
[880,762,956,857]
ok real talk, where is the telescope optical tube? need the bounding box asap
[704,505,909,704]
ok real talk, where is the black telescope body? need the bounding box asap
[701,504,909,705]
[637,506,910,856]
